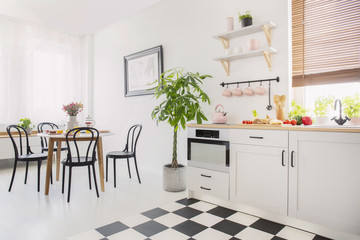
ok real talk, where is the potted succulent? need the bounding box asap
[18,118,34,135]
[313,96,335,125]
[342,94,360,125]
[238,10,253,27]
[151,68,211,192]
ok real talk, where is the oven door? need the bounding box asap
[187,138,230,173]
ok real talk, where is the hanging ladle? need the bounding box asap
[266,81,272,110]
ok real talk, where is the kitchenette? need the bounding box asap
[186,123,360,240]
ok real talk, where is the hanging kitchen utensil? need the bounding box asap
[266,81,272,110]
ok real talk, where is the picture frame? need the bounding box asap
[124,45,163,97]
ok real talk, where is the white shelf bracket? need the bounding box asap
[262,25,272,46]
[219,37,229,49]
[263,51,272,71]
[220,60,230,76]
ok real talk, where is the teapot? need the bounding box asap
[212,104,227,124]
[85,115,96,128]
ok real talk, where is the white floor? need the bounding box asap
[0,160,185,240]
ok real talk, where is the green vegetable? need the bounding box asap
[294,115,303,125]
[238,10,253,21]
[252,110,258,118]
[342,93,360,118]
[151,68,211,168]
[18,118,33,129]
[288,100,307,119]
[314,96,335,117]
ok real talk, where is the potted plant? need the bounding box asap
[342,94,360,125]
[151,68,211,192]
[238,10,253,27]
[62,102,83,130]
[313,96,335,125]
[18,118,34,134]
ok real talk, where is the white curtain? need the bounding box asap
[0,15,85,129]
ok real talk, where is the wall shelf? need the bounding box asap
[213,47,277,75]
[213,21,276,48]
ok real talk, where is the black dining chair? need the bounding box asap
[62,127,99,202]
[7,125,49,192]
[106,124,142,187]
[38,122,68,181]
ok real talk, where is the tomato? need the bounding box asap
[283,120,291,124]
[302,116,313,125]
[242,120,245,124]
[291,119,297,125]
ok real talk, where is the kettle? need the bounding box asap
[85,115,96,128]
[212,104,227,124]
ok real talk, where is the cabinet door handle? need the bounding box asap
[249,136,264,139]
[200,186,211,191]
[281,150,285,166]
[291,151,295,167]
[200,174,212,178]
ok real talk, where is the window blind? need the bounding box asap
[292,0,360,87]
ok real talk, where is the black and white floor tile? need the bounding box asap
[67,198,333,240]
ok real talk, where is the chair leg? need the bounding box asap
[8,160,18,192]
[106,156,109,182]
[126,158,131,179]
[133,156,141,184]
[50,168,53,185]
[67,167,72,202]
[24,161,29,184]
[37,161,42,192]
[113,158,116,188]
[92,164,99,198]
[62,165,65,194]
[88,165,92,190]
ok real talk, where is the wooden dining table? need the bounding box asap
[38,131,113,195]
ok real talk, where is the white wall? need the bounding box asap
[93,0,290,174]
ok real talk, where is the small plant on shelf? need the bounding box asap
[238,10,253,27]
[342,93,360,118]
[18,118,34,134]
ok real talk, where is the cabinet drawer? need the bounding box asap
[230,129,288,148]
[187,166,229,200]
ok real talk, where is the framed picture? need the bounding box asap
[124,45,163,97]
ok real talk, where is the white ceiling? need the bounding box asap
[0,0,162,34]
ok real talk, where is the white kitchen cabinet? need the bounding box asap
[230,143,288,215]
[289,131,360,235]
[187,166,229,200]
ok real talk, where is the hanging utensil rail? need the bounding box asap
[220,76,280,87]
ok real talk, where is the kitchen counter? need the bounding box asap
[186,123,360,133]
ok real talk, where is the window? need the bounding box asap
[292,0,360,87]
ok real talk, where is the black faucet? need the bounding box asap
[331,99,349,125]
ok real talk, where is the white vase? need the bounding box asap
[67,116,79,130]
[316,116,330,125]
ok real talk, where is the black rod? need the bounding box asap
[220,76,279,87]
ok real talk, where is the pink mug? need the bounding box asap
[232,86,243,96]
[254,85,266,95]
[222,88,232,97]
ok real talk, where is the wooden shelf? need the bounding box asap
[213,47,277,75]
[213,21,276,48]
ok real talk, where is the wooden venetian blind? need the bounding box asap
[292,0,360,87]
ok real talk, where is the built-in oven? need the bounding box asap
[187,128,230,173]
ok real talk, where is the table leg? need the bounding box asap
[97,137,105,192]
[45,138,55,195]
[56,144,61,181]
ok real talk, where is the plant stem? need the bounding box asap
[172,126,178,168]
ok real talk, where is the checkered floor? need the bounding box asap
[68,198,332,240]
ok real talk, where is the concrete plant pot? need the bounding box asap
[163,164,186,192]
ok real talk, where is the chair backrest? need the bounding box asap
[37,122,59,148]
[65,127,99,164]
[6,125,31,158]
[125,124,142,153]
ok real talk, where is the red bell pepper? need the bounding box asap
[302,116,313,125]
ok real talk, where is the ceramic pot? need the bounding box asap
[67,116,79,130]
[316,116,330,125]
[226,17,234,32]
[25,128,33,135]
[248,38,260,50]
[241,17,252,27]
[163,164,186,192]
[350,117,360,125]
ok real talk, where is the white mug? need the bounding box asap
[225,48,233,55]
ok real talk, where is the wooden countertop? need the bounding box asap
[0,131,39,138]
[186,123,360,133]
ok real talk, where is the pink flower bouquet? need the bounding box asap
[62,102,83,116]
